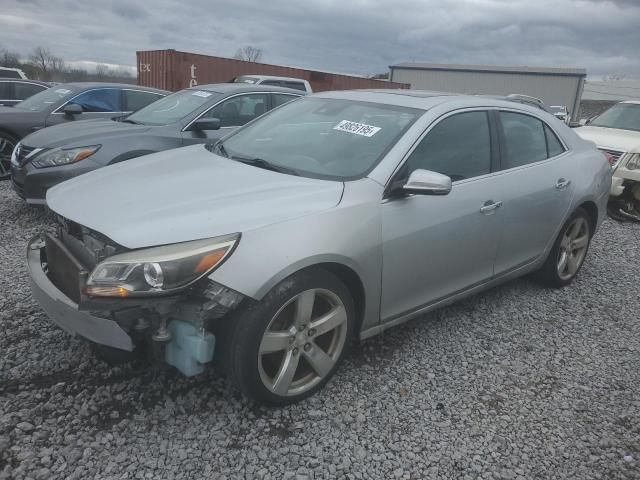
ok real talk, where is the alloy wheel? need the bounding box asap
[0,136,16,179]
[557,217,590,281]
[258,288,348,397]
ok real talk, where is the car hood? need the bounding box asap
[46,145,344,249]
[574,126,640,153]
[22,118,153,149]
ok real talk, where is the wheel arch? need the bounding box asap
[253,256,368,340]
[577,200,598,235]
[0,126,20,142]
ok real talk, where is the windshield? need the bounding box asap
[126,89,221,126]
[590,103,640,132]
[15,86,77,112]
[216,97,422,180]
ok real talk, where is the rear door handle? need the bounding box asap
[480,200,503,214]
[556,178,571,190]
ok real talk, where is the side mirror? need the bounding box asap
[189,118,221,131]
[63,103,83,116]
[402,169,452,196]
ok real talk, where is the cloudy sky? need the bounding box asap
[2,0,639,79]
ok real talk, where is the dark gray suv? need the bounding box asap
[11,84,303,203]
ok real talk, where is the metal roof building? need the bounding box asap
[389,62,587,121]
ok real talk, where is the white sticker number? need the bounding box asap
[333,120,381,137]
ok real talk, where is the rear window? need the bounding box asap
[284,81,306,91]
[0,68,21,79]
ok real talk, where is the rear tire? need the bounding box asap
[535,208,592,288]
[222,269,355,405]
[0,131,18,180]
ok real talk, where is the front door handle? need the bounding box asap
[556,178,571,190]
[480,200,503,214]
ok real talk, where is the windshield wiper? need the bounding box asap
[231,155,299,176]
[213,141,229,158]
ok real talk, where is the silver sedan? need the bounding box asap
[28,90,611,405]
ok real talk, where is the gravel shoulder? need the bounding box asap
[0,181,639,480]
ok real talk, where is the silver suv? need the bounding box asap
[28,90,610,405]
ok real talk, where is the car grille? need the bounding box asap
[598,148,625,167]
[17,144,36,166]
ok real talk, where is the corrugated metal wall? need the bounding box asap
[390,68,585,121]
[137,50,409,93]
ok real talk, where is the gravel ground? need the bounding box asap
[0,180,639,480]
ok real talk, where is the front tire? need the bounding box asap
[223,269,355,405]
[535,208,592,288]
[0,131,18,180]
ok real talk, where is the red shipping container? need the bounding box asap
[137,49,409,92]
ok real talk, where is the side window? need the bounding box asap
[273,93,299,108]
[405,111,492,181]
[14,83,46,100]
[204,93,269,127]
[500,112,548,168]
[68,89,121,113]
[284,81,306,91]
[545,124,565,158]
[0,83,12,100]
[124,90,164,112]
[260,80,282,87]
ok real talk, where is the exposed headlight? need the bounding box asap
[84,234,239,298]
[625,153,640,170]
[31,145,101,168]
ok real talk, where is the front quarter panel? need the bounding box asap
[208,178,384,335]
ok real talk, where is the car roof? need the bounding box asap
[186,83,306,95]
[0,77,49,86]
[55,82,169,94]
[313,89,554,114]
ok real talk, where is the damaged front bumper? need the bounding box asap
[27,235,134,351]
[27,233,246,374]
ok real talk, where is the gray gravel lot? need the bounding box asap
[0,180,639,480]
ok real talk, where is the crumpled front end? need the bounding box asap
[27,216,246,375]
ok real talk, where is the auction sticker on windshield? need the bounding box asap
[333,120,381,137]
[192,91,212,98]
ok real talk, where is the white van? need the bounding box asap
[0,67,28,80]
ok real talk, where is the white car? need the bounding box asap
[232,75,312,94]
[550,105,570,124]
[574,101,640,218]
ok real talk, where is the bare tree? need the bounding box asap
[28,47,64,80]
[95,63,110,79]
[0,47,22,68]
[234,46,263,63]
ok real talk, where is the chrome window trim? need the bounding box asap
[385,106,496,190]
[181,91,278,132]
[384,105,572,192]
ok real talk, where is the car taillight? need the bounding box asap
[603,151,616,166]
